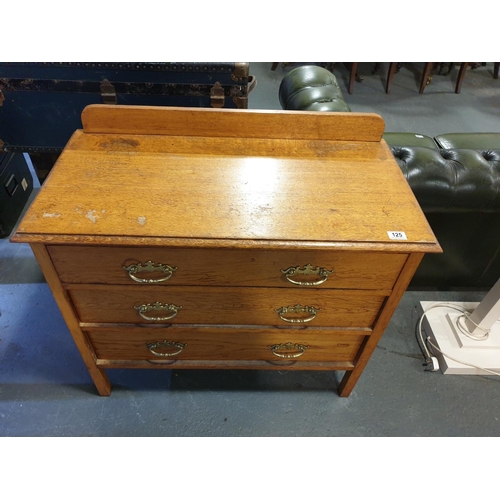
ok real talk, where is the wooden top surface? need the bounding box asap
[13,105,440,252]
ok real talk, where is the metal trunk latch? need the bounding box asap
[210,82,225,108]
[100,79,117,104]
[231,62,248,82]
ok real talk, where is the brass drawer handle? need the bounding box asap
[147,340,186,357]
[134,302,182,321]
[275,304,320,323]
[123,260,178,283]
[268,342,309,359]
[281,264,333,286]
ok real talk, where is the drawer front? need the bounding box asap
[70,285,387,327]
[85,327,366,362]
[49,245,407,290]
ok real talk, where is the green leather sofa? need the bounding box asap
[389,143,500,289]
[279,65,500,289]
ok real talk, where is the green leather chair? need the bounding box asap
[278,65,351,112]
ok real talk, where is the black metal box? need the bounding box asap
[0,152,34,237]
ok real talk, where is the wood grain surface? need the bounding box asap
[69,285,388,327]
[29,244,111,396]
[338,252,425,396]
[81,105,385,142]
[48,245,408,289]
[85,326,366,362]
[14,130,439,251]
[95,359,356,371]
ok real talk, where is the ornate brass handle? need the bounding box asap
[123,261,178,283]
[134,302,182,321]
[281,264,333,286]
[147,340,186,357]
[268,342,310,359]
[275,304,320,323]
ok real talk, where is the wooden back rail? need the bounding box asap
[81,105,385,142]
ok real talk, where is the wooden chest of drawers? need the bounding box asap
[12,105,441,396]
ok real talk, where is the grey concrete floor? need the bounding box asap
[1,62,500,438]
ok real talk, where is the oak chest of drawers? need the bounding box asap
[12,105,441,396]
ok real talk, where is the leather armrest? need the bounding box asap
[434,133,500,149]
[383,132,437,149]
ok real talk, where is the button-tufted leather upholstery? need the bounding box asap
[391,147,500,212]
[390,145,500,288]
[278,65,351,112]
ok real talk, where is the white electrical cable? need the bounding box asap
[417,302,488,359]
[418,302,496,375]
[426,338,500,377]
[455,314,490,341]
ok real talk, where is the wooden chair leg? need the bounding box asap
[386,62,398,94]
[419,62,434,93]
[348,62,358,94]
[455,62,469,93]
[271,63,279,71]
[494,62,499,79]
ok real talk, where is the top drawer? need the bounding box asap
[48,245,407,290]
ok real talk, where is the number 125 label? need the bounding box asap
[388,231,407,240]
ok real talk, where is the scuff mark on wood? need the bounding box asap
[86,210,98,223]
[43,212,61,218]
[137,216,147,226]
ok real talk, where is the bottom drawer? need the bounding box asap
[85,327,366,363]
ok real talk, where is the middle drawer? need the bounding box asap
[69,285,388,328]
